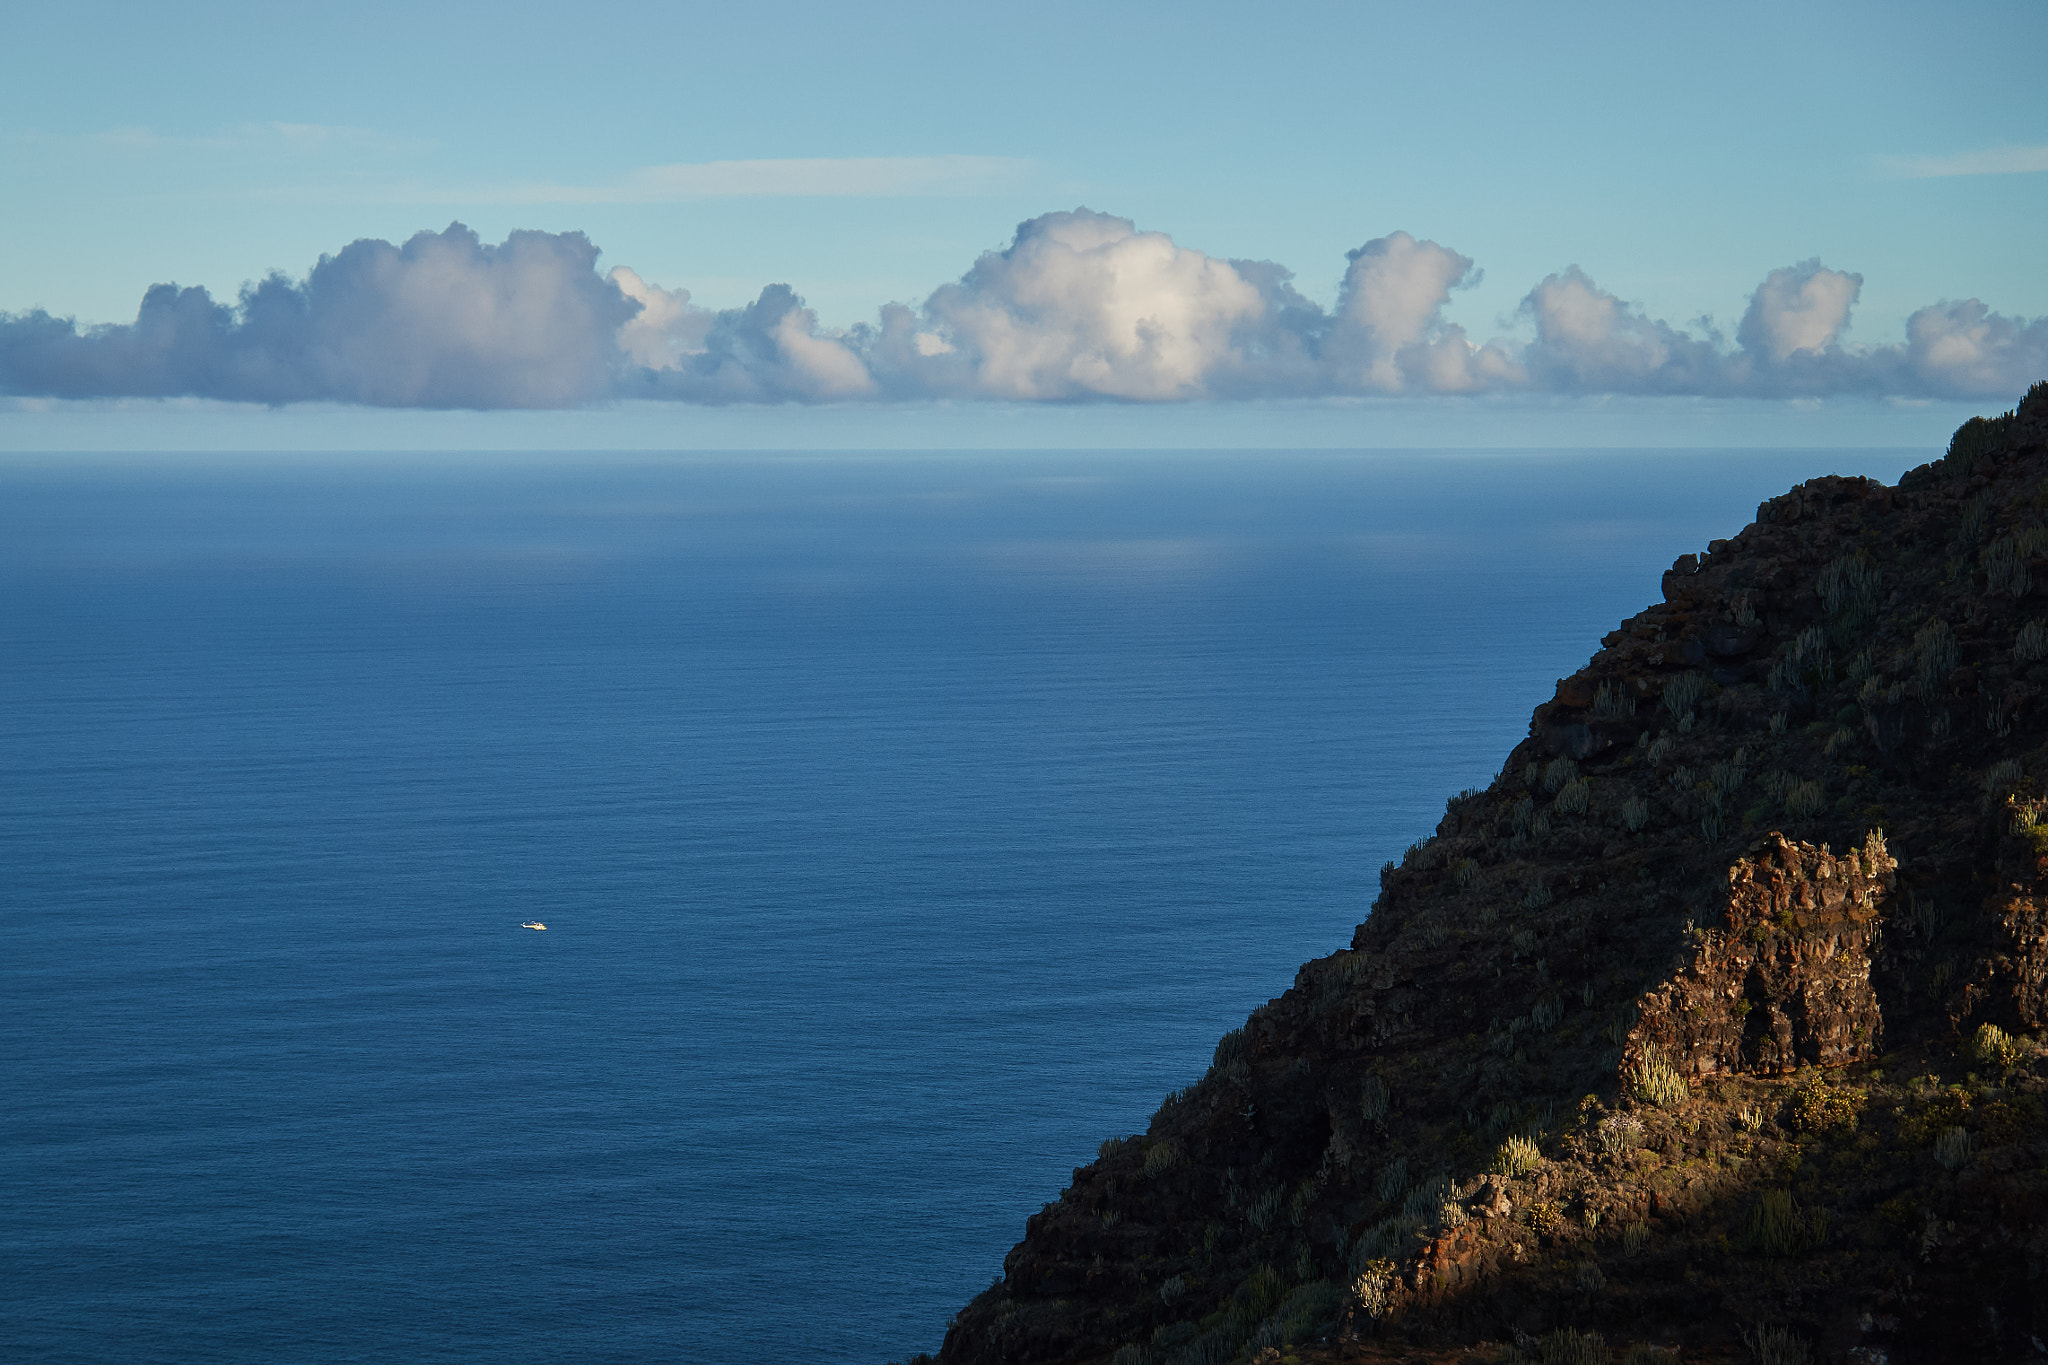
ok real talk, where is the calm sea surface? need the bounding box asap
[2,448,1917,1363]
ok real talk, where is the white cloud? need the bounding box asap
[1737,259,1862,363]
[1325,232,1521,394]
[609,267,711,370]
[1519,268,1726,394]
[2,212,2042,408]
[885,208,1288,400]
[1879,145,2048,178]
[1901,300,2048,398]
[0,224,635,407]
[630,284,874,403]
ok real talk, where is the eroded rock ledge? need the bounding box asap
[1631,833,1893,1081]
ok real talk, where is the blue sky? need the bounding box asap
[2,0,2043,447]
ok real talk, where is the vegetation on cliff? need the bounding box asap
[910,383,2048,1365]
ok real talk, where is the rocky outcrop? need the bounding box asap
[1630,833,1892,1079]
[911,383,2048,1365]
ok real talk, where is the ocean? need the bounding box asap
[1,447,1918,1363]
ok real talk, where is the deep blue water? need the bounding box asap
[1,447,1918,1363]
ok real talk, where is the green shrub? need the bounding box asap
[1621,1220,1650,1256]
[1933,1125,1973,1171]
[2007,794,2046,839]
[1709,757,1746,796]
[1982,532,2048,600]
[1743,1190,1828,1257]
[1956,491,1993,544]
[1495,1134,1542,1176]
[1902,890,1945,942]
[1374,1155,1409,1203]
[1739,1322,1813,1365]
[1628,1046,1688,1108]
[1349,1215,1418,1268]
[1784,778,1826,820]
[1661,672,1709,720]
[1246,1187,1282,1231]
[1592,681,1637,719]
[1253,1279,1344,1349]
[1792,1074,1863,1134]
[1360,1073,1390,1126]
[1595,1114,1644,1155]
[1945,412,2008,478]
[1143,1140,1181,1177]
[1768,625,1832,692]
[1621,794,1651,832]
[2017,620,2048,664]
[1288,1181,1316,1227]
[1233,1265,1286,1323]
[1537,1327,1610,1364]
[1972,1022,2024,1071]
[1554,778,1592,815]
[1151,1086,1196,1129]
[1350,1258,1397,1320]
[1818,554,1880,621]
[1401,1174,1457,1222]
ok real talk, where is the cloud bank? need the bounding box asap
[4,211,2043,408]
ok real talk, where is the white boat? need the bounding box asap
[521,921,547,931]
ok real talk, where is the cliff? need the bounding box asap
[905,382,2048,1365]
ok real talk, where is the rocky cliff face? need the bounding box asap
[916,384,2048,1365]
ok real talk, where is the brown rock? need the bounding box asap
[1629,831,1892,1076]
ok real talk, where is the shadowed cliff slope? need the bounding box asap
[909,383,2048,1365]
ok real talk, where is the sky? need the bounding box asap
[1,0,2044,448]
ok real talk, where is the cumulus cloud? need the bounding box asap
[1,211,2042,408]
[870,208,1302,400]
[1519,267,1729,395]
[1325,232,1519,394]
[0,223,635,407]
[1901,300,2048,397]
[631,284,875,403]
[1737,259,1862,364]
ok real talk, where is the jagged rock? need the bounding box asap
[1630,832,1892,1077]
